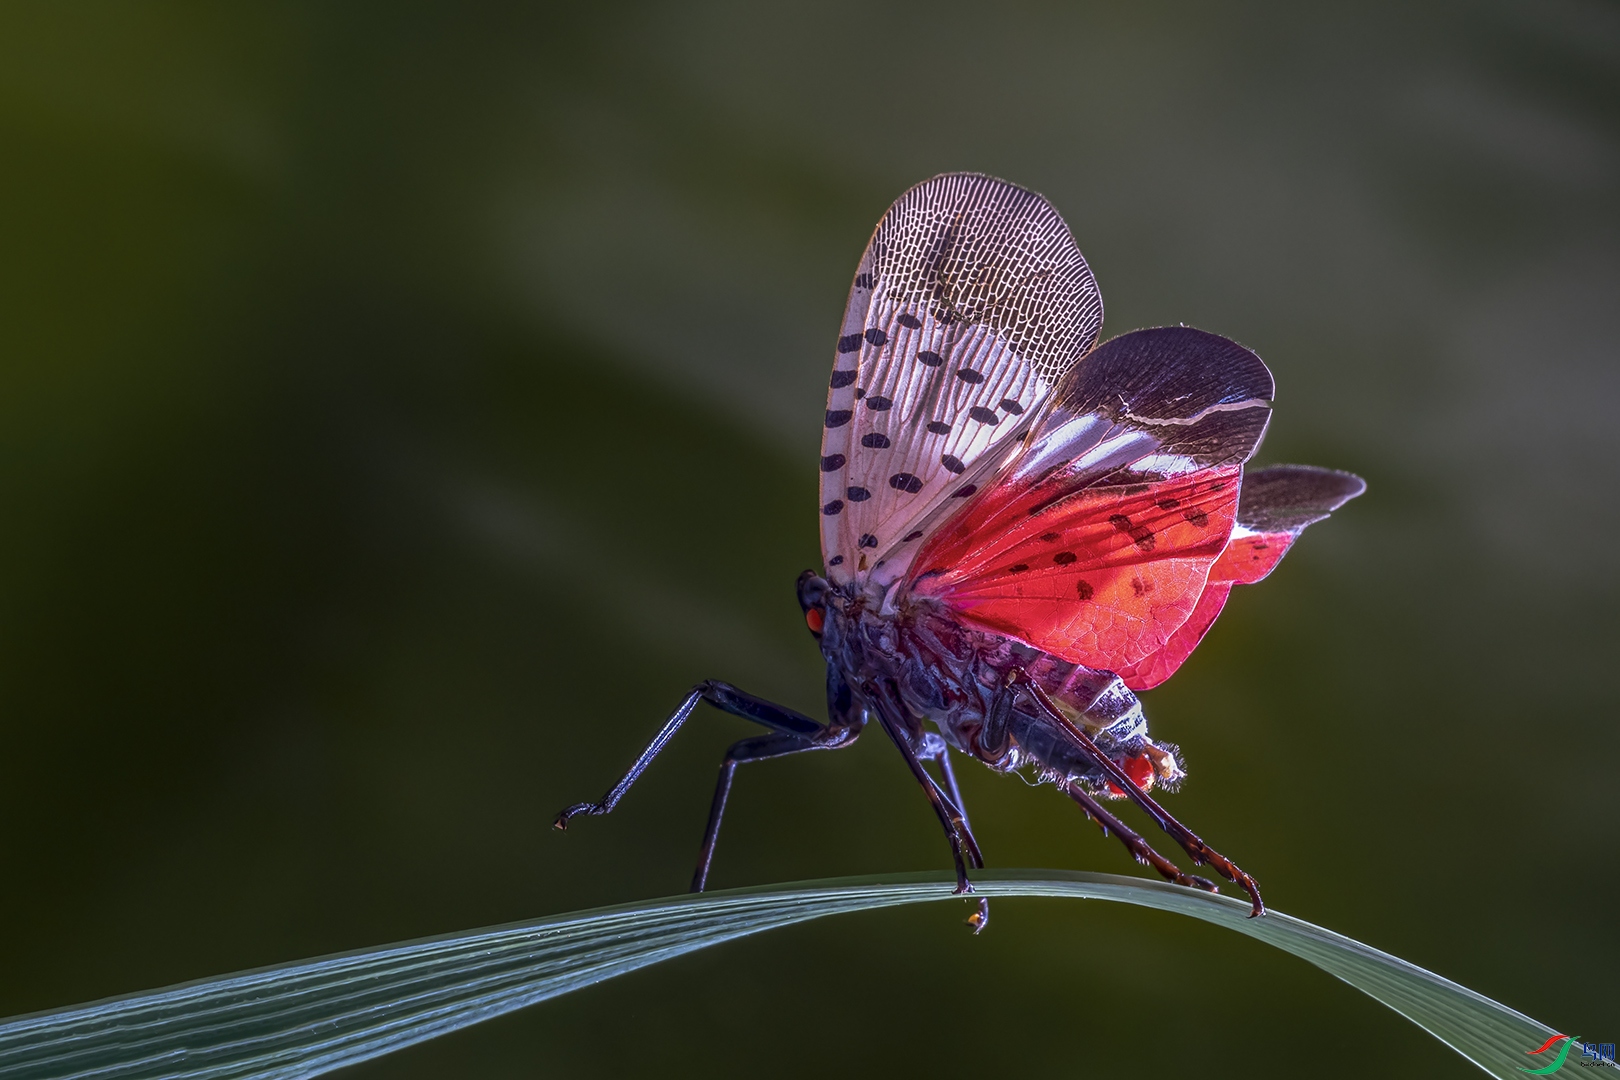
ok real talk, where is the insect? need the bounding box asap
[555,174,1364,926]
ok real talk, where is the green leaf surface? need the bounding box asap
[0,870,1574,1079]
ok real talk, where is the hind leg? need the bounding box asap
[1005,669,1264,917]
[1061,780,1217,893]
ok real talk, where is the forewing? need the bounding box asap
[910,327,1274,671]
[820,174,1103,585]
[1115,463,1367,689]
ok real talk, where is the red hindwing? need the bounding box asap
[911,465,1243,671]
[1112,526,1305,689]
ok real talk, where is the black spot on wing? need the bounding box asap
[1076,580,1095,600]
[968,406,1000,425]
[837,334,863,353]
[951,484,977,498]
[1108,514,1156,550]
[926,421,951,435]
[861,432,891,449]
[828,554,845,566]
[864,328,888,346]
[859,533,878,549]
[866,396,894,411]
[902,530,924,542]
[916,351,944,367]
[999,398,1025,415]
[830,369,858,389]
[821,454,846,472]
[897,312,923,329]
[825,410,853,428]
[847,486,872,502]
[889,472,923,493]
[823,500,844,515]
[1052,551,1077,565]
[956,368,985,384]
[941,454,966,474]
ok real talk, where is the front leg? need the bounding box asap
[690,723,860,892]
[553,680,822,829]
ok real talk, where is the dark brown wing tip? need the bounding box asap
[1238,464,1366,534]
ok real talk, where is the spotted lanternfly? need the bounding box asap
[556,174,1364,927]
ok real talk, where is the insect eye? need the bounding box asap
[805,608,825,634]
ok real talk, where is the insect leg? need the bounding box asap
[1006,669,1265,917]
[920,734,975,840]
[1060,780,1217,893]
[920,733,991,932]
[979,680,1015,760]
[871,684,983,895]
[553,680,824,830]
[691,724,860,892]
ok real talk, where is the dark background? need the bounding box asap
[2,2,1616,1077]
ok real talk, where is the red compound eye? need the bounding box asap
[805,608,824,634]
[1107,754,1155,797]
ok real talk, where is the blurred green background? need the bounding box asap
[2,2,1616,1076]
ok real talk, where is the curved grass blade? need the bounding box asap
[0,870,1573,1079]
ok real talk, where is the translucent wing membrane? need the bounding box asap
[1114,464,1367,690]
[911,327,1274,673]
[820,173,1103,585]
[1230,464,1367,539]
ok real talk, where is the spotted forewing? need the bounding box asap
[819,174,1103,586]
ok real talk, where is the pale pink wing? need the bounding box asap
[910,327,1274,672]
[820,174,1102,585]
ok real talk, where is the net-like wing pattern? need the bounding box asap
[820,173,1102,585]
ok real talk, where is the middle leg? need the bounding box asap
[871,683,983,894]
[919,732,991,932]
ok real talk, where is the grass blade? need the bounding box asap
[0,870,1574,1079]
